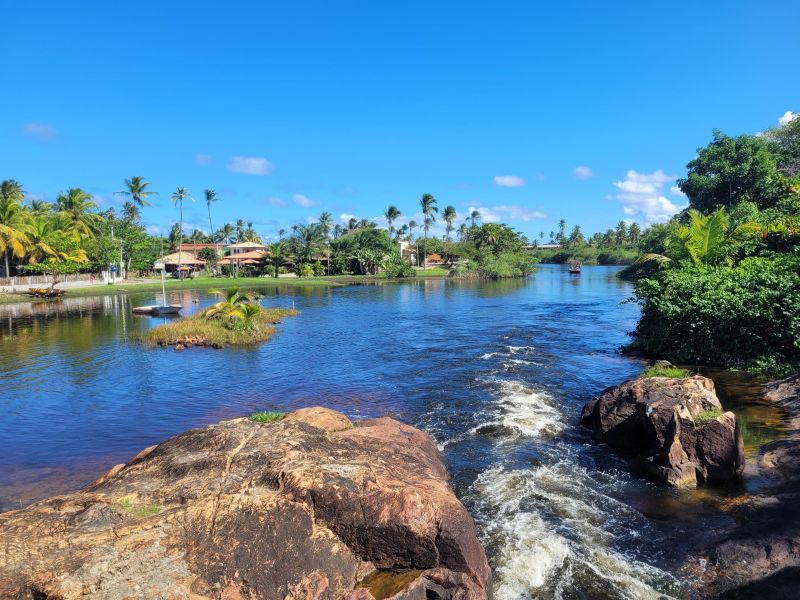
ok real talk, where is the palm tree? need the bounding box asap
[28,198,52,217]
[408,219,418,242]
[557,219,567,246]
[615,221,628,246]
[204,288,257,321]
[419,193,438,269]
[468,209,481,229]
[205,189,220,261]
[24,215,88,266]
[120,176,156,208]
[347,217,358,231]
[442,205,457,241]
[216,222,235,245]
[0,180,29,277]
[384,205,401,236]
[637,208,757,267]
[55,188,102,238]
[170,187,193,277]
[458,223,468,242]
[121,202,140,222]
[318,212,333,274]
[268,240,291,278]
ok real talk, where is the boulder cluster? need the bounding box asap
[580,375,745,487]
[0,407,490,599]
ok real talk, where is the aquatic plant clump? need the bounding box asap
[641,365,690,378]
[249,411,285,424]
[145,306,298,348]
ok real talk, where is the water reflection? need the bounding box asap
[0,266,791,598]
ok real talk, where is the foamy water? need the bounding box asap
[450,345,681,598]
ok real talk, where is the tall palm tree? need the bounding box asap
[558,219,567,246]
[205,189,220,260]
[442,205,457,241]
[408,219,418,242]
[468,209,481,229]
[384,205,401,236]
[28,198,53,217]
[120,176,156,208]
[24,215,87,265]
[56,188,102,238]
[458,223,468,242]
[0,180,29,277]
[318,212,333,274]
[170,187,193,277]
[216,222,235,245]
[419,193,438,269]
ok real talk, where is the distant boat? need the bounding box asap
[568,262,582,274]
[132,267,182,315]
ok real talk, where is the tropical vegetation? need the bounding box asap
[624,116,800,375]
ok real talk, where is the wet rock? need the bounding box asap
[581,376,744,487]
[174,343,185,351]
[760,439,800,481]
[764,373,800,430]
[0,407,489,599]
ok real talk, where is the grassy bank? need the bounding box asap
[145,307,299,348]
[532,246,638,265]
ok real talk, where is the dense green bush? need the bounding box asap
[628,255,800,375]
[383,257,416,277]
[472,251,534,279]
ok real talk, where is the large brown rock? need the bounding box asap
[581,376,745,487]
[0,407,490,599]
[764,373,800,431]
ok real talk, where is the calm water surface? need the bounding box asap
[0,265,787,599]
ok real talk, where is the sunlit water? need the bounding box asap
[0,265,789,599]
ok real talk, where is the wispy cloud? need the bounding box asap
[226,156,273,175]
[263,196,286,207]
[574,165,594,180]
[613,169,686,225]
[22,122,58,142]
[195,153,213,166]
[467,204,546,223]
[669,185,686,197]
[779,111,797,126]
[292,193,318,208]
[339,212,357,224]
[494,175,526,187]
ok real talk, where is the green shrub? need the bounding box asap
[383,257,416,278]
[694,408,723,426]
[475,251,534,279]
[641,366,690,378]
[249,411,285,424]
[628,255,800,375]
[117,498,161,518]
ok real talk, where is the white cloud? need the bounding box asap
[292,193,318,208]
[779,111,798,126]
[494,175,526,187]
[669,185,686,197]
[264,196,286,207]
[195,153,213,166]
[226,156,273,175]
[339,213,358,224]
[574,165,594,180]
[613,169,686,225]
[22,122,58,141]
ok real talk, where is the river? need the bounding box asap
[0,265,788,599]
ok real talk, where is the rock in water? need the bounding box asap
[0,408,490,599]
[580,375,745,487]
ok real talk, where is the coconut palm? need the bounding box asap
[216,222,235,245]
[419,193,438,270]
[408,219,418,242]
[317,212,334,275]
[637,208,758,267]
[55,188,102,238]
[558,219,567,245]
[458,223,468,242]
[468,210,481,229]
[28,198,53,217]
[268,240,291,278]
[442,205,457,240]
[0,180,29,277]
[120,176,156,208]
[170,187,194,276]
[122,202,140,222]
[24,215,88,265]
[204,189,220,260]
[384,205,401,236]
[204,287,257,321]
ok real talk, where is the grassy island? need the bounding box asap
[145,288,298,349]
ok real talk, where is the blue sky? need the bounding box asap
[2,1,798,241]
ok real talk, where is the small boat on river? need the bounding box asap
[568,262,582,274]
[132,267,182,315]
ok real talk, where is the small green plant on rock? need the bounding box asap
[642,366,690,378]
[694,408,723,426]
[249,411,285,424]
[116,498,161,518]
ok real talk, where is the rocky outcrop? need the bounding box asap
[580,375,745,487]
[685,373,800,598]
[0,408,490,599]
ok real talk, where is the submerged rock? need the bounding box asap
[580,375,745,487]
[0,408,490,599]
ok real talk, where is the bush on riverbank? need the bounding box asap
[534,245,638,265]
[628,255,800,375]
[145,307,298,348]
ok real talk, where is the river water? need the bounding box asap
[0,265,787,599]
